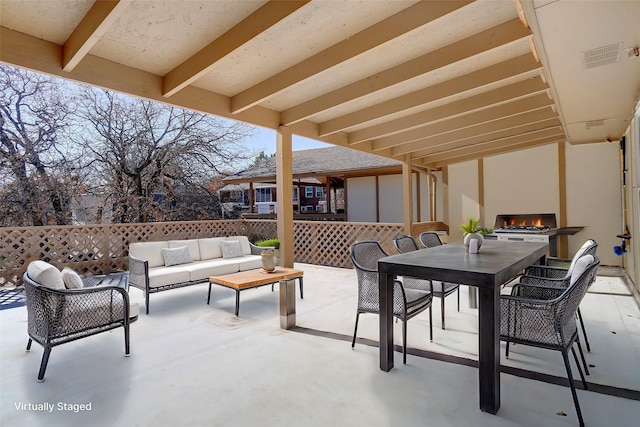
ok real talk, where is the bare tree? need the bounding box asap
[75,88,255,223]
[0,65,76,226]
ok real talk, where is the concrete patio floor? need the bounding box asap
[1,263,639,427]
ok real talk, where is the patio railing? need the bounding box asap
[0,219,447,288]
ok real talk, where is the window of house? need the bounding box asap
[316,187,323,197]
[255,188,272,203]
[305,187,313,198]
[293,189,299,203]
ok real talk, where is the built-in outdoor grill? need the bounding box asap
[493,213,557,235]
[489,213,584,257]
[491,213,558,253]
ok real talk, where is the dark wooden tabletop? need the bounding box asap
[378,240,548,288]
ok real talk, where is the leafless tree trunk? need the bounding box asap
[75,88,255,223]
[0,65,75,226]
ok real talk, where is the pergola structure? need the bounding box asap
[1,0,639,266]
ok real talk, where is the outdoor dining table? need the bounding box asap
[377,240,548,414]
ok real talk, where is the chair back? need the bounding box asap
[350,241,388,312]
[419,232,443,248]
[393,235,419,254]
[558,255,600,339]
[566,239,598,276]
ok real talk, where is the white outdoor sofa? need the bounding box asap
[128,236,266,314]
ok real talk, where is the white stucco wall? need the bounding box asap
[565,141,623,266]
[346,176,377,222]
[447,161,480,243]
[447,143,622,266]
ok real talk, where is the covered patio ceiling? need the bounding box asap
[1,0,639,170]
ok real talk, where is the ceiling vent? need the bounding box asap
[583,43,623,69]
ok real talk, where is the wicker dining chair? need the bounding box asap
[501,254,600,427]
[520,239,598,352]
[350,241,433,364]
[418,231,443,249]
[393,234,460,330]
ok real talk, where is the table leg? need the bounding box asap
[379,272,394,371]
[477,285,501,414]
[235,290,240,316]
[207,282,212,305]
[279,278,296,329]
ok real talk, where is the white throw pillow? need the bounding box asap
[220,240,243,259]
[61,267,84,289]
[569,254,594,286]
[26,260,65,289]
[161,246,192,267]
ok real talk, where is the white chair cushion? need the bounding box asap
[570,254,594,286]
[225,236,251,255]
[129,241,168,268]
[61,267,84,289]
[567,239,595,275]
[220,240,244,259]
[168,239,201,261]
[161,246,192,267]
[27,261,65,290]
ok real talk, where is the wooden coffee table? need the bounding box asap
[208,268,303,327]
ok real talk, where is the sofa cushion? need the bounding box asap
[168,239,201,261]
[220,240,244,259]
[130,241,169,268]
[27,261,65,290]
[237,255,264,271]
[198,237,225,260]
[147,267,191,288]
[188,259,241,282]
[161,246,192,267]
[61,267,84,289]
[225,236,252,255]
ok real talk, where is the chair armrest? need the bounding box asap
[523,265,568,279]
[510,283,566,300]
[25,282,130,342]
[518,274,570,288]
[128,255,149,290]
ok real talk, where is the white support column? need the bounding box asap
[276,126,294,268]
[402,155,413,236]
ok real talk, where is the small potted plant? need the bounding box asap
[460,218,484,252]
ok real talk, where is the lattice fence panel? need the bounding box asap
[2,220,409,287]
[2,220,246,288]
[292,221,404,268]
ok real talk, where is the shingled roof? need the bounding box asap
[223,146,402,184]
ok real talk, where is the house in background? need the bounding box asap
[220,146,442,223]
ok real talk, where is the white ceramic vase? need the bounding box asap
[261,249,278,272]
[463,233,484,253]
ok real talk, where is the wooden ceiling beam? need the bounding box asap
[62,0,133,72]
[416,128,565,164]
[392,108,559,157]
[422,135,565,168]
[368,77,549,150]
[281,17,530,125]
[230,1,470,114]
[408,117,562,159]
[319,54,541,137]
[163,1,309,97]
[366,91,553,151]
